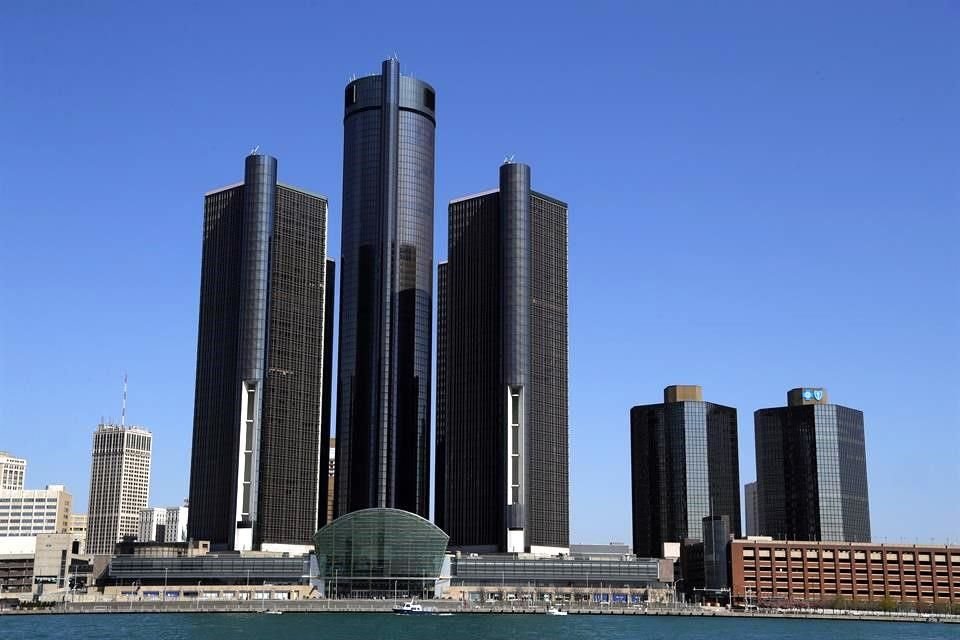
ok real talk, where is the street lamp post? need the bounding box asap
[163,568,168,602]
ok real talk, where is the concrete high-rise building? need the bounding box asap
[0,484,71,537]
[0,452,26,490]
[754,388,871,542]
[164,502,189,543]
[435,162,569,554]
[187,153,334,552]
[68,513,87,554]
[630,385,742,558]
[744,481,759,536]
[86,423,152,555]
[335,58,436,519]
[139,507,167,542]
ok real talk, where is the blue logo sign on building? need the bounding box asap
[813,389,823,401]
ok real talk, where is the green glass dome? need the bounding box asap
[313,508,449,598]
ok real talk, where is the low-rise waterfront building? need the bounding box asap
[448,552,673,604]
[731,539,959,608]
[569,543,633,560]
[0,533,92,597]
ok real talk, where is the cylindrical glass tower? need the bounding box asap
[336,58,436,518]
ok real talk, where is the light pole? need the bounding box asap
[163,568,168,602]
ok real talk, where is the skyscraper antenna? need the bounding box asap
[121,372,128,427]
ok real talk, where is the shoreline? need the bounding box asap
[3,601,958,624]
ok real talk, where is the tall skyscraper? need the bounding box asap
[87,423,152,555]
[0,452,26,490]
[188,153,334,552]
[744,481,759,536]
[630,385,742,558]
[754,388,871,542]
[335,58,436,519]
[435,162,569,554]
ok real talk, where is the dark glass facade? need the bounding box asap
[436,163,569,553]
[630,390,741,558]
[434,261,447,530]
[335,59,435,519]
[188,154,334,550]
[754,395,871,542]
[702,515,731,591]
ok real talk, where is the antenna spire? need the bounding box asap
[121,372,128,427]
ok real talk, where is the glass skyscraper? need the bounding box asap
[754,388,871,542]
[335,58,436,519]
[436,162,569,554]
[187,153,334,551]
[630,385,742,558]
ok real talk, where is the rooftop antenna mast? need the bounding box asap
[121,372,128,427]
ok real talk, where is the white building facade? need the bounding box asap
[0,452,27,491]
[86,424,152,555]
[164,504,188,542]
[138,507,167,542]
[0,484,72,537]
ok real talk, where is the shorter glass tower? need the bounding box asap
[630,385,741,558]
[435,162,569,555]
[754,388,871,542]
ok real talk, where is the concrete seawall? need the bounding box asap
[2,600,958,624]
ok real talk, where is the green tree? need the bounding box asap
[879,596,897,612]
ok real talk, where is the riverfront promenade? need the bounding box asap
[3,599,958,624]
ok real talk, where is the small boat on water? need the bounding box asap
[393,600,435,615]
[260,609,283,615]
[545,605,568,616]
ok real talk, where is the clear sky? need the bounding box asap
[1,2,957,544]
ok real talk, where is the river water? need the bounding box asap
[2,612,957,640]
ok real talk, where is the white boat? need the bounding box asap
[393,600,435,615]
[260,609,283,615]
[546,605,568,616]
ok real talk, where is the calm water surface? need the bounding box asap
[1,613,958,640]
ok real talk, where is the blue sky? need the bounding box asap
[1,1,957,544]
